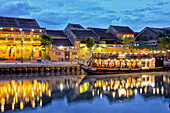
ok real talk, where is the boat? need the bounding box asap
[79,52,164,75]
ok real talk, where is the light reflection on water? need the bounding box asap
[0,72,170,113]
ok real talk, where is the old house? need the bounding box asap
[47,30,80,61]
[106,25,134,40]
[135,27,169,47]
[87,27,123,53]
[0,16,45,60]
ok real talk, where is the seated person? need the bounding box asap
[92,63,97,67]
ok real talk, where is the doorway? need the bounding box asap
[65,51,70,61]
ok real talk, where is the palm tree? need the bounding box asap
[40,34,53,61]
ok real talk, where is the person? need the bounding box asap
[62,57,64,61]
[82,55,85,63]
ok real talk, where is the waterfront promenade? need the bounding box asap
[0,61,84,76]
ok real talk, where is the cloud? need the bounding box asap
[0,1,41,17]
[36,10,70,29]
[157,2,169,6]
[0,0,170,31]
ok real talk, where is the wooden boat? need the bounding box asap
[79,53,164,75]
[80,63,164,75]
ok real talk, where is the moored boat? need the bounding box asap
[80,52,164,75]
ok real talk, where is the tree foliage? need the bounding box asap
[40,34,53,60]
[136,43,154,51]
[122,36,135,51]
[40,34,53,49]
[85,37,96,56]
[85,37,96,49]
[158,37,170,50]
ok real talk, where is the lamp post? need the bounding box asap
[21,40,23,63]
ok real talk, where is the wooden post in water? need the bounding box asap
[67,67,70,75]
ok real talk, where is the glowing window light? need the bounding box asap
[134,89,137,95]
[20,101,24,110]
[151,82,155,87]
[12,102,15,110]
[140,88,142,94]
[161,87,164,95]
[32,101,35,108]
[100,93,102,99]
[60,83,63,91]
[108,86,110,91]
[40,100,42,107]
[19,28,22,31]
[112,92,115,98]
[119,88,126,97]
[49,90,51,97]
[153,88,155,94]
[92,91,95,96]
[144,87,147,93]
[97,89,99,95]
[1,105,4,112]
[103,85,106,91]
[31,29,34,32]
[157,88,159,94]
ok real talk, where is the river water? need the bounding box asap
[0,72,170,113]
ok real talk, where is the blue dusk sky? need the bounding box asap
[0,0,170,31]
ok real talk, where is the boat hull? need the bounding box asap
[79,63,164,75]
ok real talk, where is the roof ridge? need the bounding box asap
[46,30,63,31]
[110,25,130,28]
[0,16,35,20]
[87,27,107,30]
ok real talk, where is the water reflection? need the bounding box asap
[80,74,170,102]
[0,73,170,112]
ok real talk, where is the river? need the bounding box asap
[0,72,170,113]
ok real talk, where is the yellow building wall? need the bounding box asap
[49,49,80,61]
[117,33,134,40]
[0,29,41,60]
[105,47,124,53]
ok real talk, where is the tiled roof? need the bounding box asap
[0,16,40,29]
[68,23,84,29]
[71,29,99,38]
[52,37,73,46]
[134,32,140,37]
[147,27,165,34]
[109,25,134,34]
[88,27,119,40]
[46,30,66,37]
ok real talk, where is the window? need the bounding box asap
[17,50,21,54]
[55,52,61,55]
[0,38,6,40]
[107,45,113,47]
[24,38,31,41]
[33,38,40,41]
[7,38,14,41]
[72,52,77,55]
[15,38,21,41]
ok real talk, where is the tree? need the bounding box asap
[40,34,53,60]
[122,36,135,52]
[85,37,96,56]
[136,43,154,51]
[158,37,170,60]
[29,51,35,60]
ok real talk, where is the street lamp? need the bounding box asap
[21,40,23,63]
